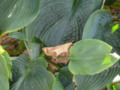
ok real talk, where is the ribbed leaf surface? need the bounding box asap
[82,9,120,55]
[26,0,103,46]
[11,55,54,90]
[75,62,120,90]
[53,66,75,90]
[59,66,75,90]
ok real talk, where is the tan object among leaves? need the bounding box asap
[42,42,73,64]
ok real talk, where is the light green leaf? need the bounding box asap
[75,62,120,90]
[26,0,103,47]
[68,39,119,75]
[0,46,12,90]
[0,0,40,34]
[11,55,54,90]
[113,83,120,90]
[82,9,120,55]
[112,24,119,33]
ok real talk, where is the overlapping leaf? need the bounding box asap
[53,73,64,90]
[0,0,40,34]
[0,46,12,90]
[11,55,55,90]
[53,66,75,90]
[75,61,120,90]
[82,9,120,55]
[26,0,104,46]
[68,39,119,75]
[8,31,42,59]
[24,37,42,60]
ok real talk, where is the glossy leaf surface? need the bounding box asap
[0,0,40,34]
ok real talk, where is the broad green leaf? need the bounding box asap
[26,0,103,47]
[64,83,75,90]
[82,10,120,55]
[0,0,40,34]
[11,55,54,90]
[53,73,64,90]
[68,39,119,75]
[75,61,120,90]
[0,46,12,90]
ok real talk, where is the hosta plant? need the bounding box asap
[0,0,120,90]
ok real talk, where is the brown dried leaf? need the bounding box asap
[42,42,73,58]
[48,63,59,71]
[22,50,29,56]
[51,58,69,64]
[1,37,17,45]
[42,42,73,64]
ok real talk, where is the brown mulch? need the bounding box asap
[109,0,120,21]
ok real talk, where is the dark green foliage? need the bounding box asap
[26,0,104,46]
[75,62,120,90]
[1,0,120,90]
[105,0,117,5]
[82,10,120,55]
[11,55,54,90]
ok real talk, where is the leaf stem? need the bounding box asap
[101,0,106,9]
[47,65,54,73]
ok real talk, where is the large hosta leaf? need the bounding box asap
[82,9,120,55]
[68,39,119,75]
[0,0,40,34]
[75,61,120,90]
[0,46,12,90]
[26,0,103,46]
[11,55,54,90]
